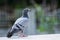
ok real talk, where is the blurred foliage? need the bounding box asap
[0,0,60,8]
[35,4,58,33]
[34,4,45,32]
[58,0,60,8]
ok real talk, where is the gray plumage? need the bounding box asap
[7,8,31,38]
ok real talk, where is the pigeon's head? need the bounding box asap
[22,8,31,18]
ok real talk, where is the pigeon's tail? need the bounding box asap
[7,28,15,38]
[7,31,14,38]
[7,28,19,38]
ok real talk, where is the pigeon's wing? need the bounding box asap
[11,17,29,32]
[15,17,28,24]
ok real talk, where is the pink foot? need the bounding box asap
[19,34,27,37]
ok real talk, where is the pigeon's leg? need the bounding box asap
[20,33,26,37]
[18,30,27,37]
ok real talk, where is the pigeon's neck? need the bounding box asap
[23,13,28,18]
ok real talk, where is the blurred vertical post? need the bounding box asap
[50,0,57,33]
[27,8,36,35]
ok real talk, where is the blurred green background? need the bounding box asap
[0,0,60,37]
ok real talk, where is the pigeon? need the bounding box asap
[7,8,31,38]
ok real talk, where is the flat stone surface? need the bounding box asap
[0,34,60,40]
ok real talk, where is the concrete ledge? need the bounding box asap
[0,34,60,40]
